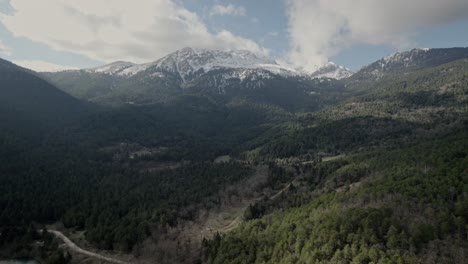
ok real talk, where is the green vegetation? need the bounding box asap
[0,139,253,251]
[203,134,468,264]
[0,224,72,264]
[65,162,252,251]
[199,55,468,263]
[1,49,467,262]
[44,66,349,112]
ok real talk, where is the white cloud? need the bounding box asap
[0,40,11,56]
[210,4,246,17]
[13,60,79,72]
[0,0,263,63]
[286,0,468,71]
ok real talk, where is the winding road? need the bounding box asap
[47,230,131,264]
[46,182,293,263]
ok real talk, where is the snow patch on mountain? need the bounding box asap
[145,47,295,81]
[370,48,433,77]
[155,48,276,73]
[84,47,353,81]
[308,62,353,79]
[119,63,153,76]
[382,48,431,66]
[87,61,135,75]
[350,47,468,81]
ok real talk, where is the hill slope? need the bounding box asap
[0,58,89,131]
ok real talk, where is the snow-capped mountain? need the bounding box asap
[88,47,297,79]
[308,62,353,80]
[43,46,468,106]
[83,47,350,80]
[354,47,468,80]
[151,48,276,78]
[45,47,352,105]
[367,48,433,78]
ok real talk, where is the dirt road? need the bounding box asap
[47,229,131,264]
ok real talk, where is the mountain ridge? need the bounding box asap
[80,47,351,81]
[0,57,90,133]
[43,48,349,107]
[352,47,468,80]
[42,47,467,108]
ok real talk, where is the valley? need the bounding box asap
[0,47,467,264]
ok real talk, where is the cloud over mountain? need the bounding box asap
[0,0,265,63]
[286,0,468,71]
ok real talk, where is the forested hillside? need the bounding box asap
[201,52,468,264]
[0,48,467,264]
[203,132,468,264]
[0,59,89,130]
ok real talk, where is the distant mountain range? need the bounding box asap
[83,47,353,80]
[42,47,351,108]
[42,47,468,108]
[3,46,467,113]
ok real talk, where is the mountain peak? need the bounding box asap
[382,48,432,65]
[308,62,353,80]
[156,47,277,70]
[353,47,468,80]
[149,47,283,82]
[82,48,354,80]
[117,47,289,79]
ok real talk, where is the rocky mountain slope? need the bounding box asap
[43,48,349,109]
[352,47,468,81]
[308,62,353,79]
[85,47,351,80]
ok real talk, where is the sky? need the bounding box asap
[0,0,467,72]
